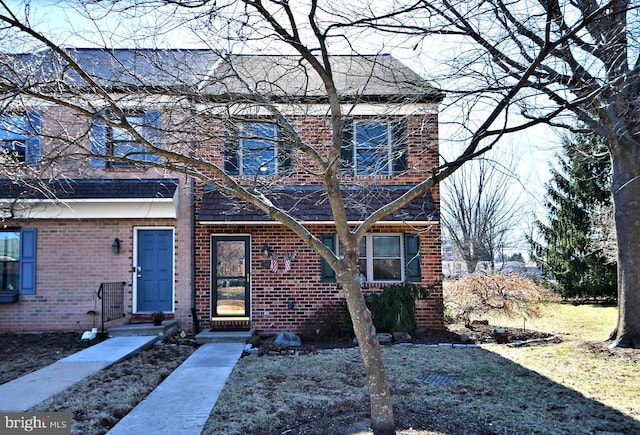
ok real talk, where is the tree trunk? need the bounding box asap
[342,271,395,434]
[609,136,640,348]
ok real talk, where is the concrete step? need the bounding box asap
[195,328,255,344]
[108,320,178,338]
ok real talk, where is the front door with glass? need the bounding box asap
[211,236,250,320]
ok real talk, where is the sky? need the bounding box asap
[3,0,562,255]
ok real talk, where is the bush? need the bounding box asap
[345,282,430,333]
[443,272,559,327]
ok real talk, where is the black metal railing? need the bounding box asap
[97,282,126,335]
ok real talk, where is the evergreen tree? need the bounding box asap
[530,131,617,300]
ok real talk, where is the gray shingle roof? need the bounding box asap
[0,178,179,200]
[204,54,441,103]
[199,185,438,223]
[0,48,219,90]
[1,49,441,102]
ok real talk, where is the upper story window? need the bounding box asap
[224,121,292,176]
[341,119,408,176]
[0,111,42,166]
[90,110,161,167]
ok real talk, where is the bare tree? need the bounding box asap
[0,3,444,433]
[442,157,521,274]
[355,0,640,348]
[3,0,636,432]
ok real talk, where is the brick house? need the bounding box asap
[192,54,444,336]
[0,49,443,336]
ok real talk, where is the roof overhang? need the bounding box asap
[0,179,179,220]
[198,185,439,226]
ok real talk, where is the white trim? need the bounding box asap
[198,220,438,226]
[0,192,178,219]
[193,102,439,116]
[133,227,176,314]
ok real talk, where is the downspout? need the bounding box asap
[190,175,200,334]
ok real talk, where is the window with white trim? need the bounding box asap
[0,228,37,298]
[341,119,408,176]
[224,121,293,176]
[0,111,42,166]
[320,232,421,284]
[358,234,403,282]
[0,230,20,294]
[90,110,161,167]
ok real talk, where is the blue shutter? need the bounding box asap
[320,235,337,283]
[143,110,161,163]
[25,110,42,167]
[90,112,106,167]
[340,119,353,174]
[405,233,421,282]
[20,228,37,295]
[392,119,408,174]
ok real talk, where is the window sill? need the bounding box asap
[0,293,19,303]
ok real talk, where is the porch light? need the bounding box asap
[262,242,271,258]
[112,238,121,254]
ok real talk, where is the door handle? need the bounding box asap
[137,266,142,278]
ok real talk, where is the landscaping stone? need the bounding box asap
[393,331,412,343]
[274,332,302,347]
[376,333,393,345]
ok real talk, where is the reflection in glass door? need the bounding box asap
[211,237,250,319]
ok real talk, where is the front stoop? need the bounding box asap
[195,328,256,344]
[108,320,178,338]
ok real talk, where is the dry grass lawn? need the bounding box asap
[205,303,640,434]
[0,304,638,434]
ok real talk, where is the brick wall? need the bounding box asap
[192,110,444,336]
[194,223,443,336]
[0,176,194,333]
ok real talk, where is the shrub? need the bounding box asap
[345,282,430,333]
[443,272,559,327]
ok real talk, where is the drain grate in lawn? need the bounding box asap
[418,372,457,384]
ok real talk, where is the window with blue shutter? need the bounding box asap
[90,109,161,167]
[1,228,37,299]
[341,118,408,176]
[0,110,42,167]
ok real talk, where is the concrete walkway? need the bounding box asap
[107,342,245,435]
[0,336,157,411]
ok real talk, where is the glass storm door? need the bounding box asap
[211,237,250,320]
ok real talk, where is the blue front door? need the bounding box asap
[136,229,173,312]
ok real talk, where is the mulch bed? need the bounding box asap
[256,322,557,356]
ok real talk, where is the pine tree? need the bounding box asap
[530,131,617,300]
